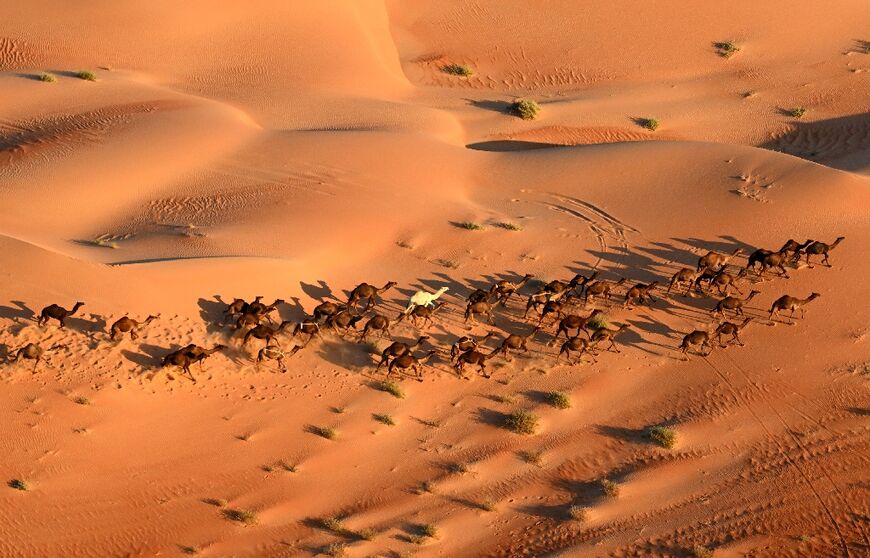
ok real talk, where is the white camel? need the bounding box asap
[405,287,449,314]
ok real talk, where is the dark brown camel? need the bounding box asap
[325,310,364,334]
[759,249,791,278]
[465,300,495,325]
[557,336,598,364]
[454,349,496,378]
[679,330,712,360]
[746,248,774,272]
[222,296,262,325]
[624,281,658,308]
[715,317,753,347]
[584,278,627,305]
[450,332,497,361]
[313,301,345,323]
[387,350,438,381]
[667,268,696,295]
[769,293,820,325]
[553,310,605,340]
[590,324,630,353]
[243,321,292,347]
[802,237,845,267]
[246,298,285,324]
[348,281,397,311]
[38,301,85,328]
[161,344,226,382]
[291,319,322,346]
[697,248,742,272]
[536,295,580,326]
[493,327,539,361]
[396,302,445,328]
[490,274,534,305]
[467,288,493,305]
[110,315,158,340]
[11,343,44,371]
[779,239,813,261]
[358,314,391,341]
[256,344,302,372]
[712,290,760,318]
[377,336,430,371]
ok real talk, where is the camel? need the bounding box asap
[490,274,534,305]
[706,268,747,296]
[222,296,261,325]
[110,315,158,341]
[246,298,284,323]
[746,248,774,272]
[38,301,85,328]
[358,314,391,341]
[523,288,572,318]
[467,288,493,305]
[590,324,630,353]
[325,310,364,335]
[454,349,496,378]
[557,336,598,364]
[759,249,791,278]
[397,302,445,328]
[624,281,658,308]
[712,290,760,318]
[542,273,588,297]
[405,287,449,314]
[234,311,266,331]
[715,317,753,347]
[769,293,821,325]
[536,295,581,326]
[10,343,43,371]
[161,344,225,382]
[348,281,397,311]
[667,268,696,296]
[584,278,627,305]
[697,248,742,272]
[387,350,438,381]
[554,310,605,340]
[243,321,292,347]
[290,319,322,346]
[778,239,813,261]
[450,332,497,361]
[256,344,302,372]
[465,300,495,325]
[376,336,430,371]
[493,327,539,361]
[802,237,845,267]
[679,330,712,360]
[313,301,345,322]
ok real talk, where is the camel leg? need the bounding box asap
[823,253,831,267]
[183,363,197,383]
[734,332,744,346]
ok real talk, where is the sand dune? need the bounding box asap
[1,2,868,557]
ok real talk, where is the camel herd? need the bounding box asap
[4,236,844,381]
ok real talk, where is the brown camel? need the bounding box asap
[708,268,747,296]
[679,330,712,360]
[348,281,397,311]
[291,319,322,345]
[769,293,821,325]
[590,324,630,353]
[222,296,262,325]
[38,301,85,328]
[313,301,345,323]
[243,321,292,346]
[454,349,496,378]
[584,278,627,305]
[467,288,493,305]
[256,344,302,372]
[624,281,658,308]
[667,268,696,295]
[396,302,445,328]
[490,274,534,305]
[161,344,226,382]
[11,343,44,371]
[465,300,495,325]
[554,310,605,340]
[325,310,364,334]
[759,249,791,278]
[715,317,753,347]
[450,332,497,362]
[779,239,813,261]
[387,350,438,381]
[524,288,572,318]
[110,315,158,341]
[377,336,430,371]
[746,248,774,272]
[802,237,845,267]
[358,314,391,341]
[712,290,760,318]
[536,295,580,326]
[493,327,539,361]
[697,248,742,272]
[557,336,598,364]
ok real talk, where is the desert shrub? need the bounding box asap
[494,393,518,405]
[324,543,347,557]
[520,449,543,466]
[375,380,404,399]
[478,499,496,512]
[649,426,677,449]
[321,516,344,533]
[546,391,571,409]
[458,221,485,231]
[223,508,257,525]
[640,117,659,131]
[505,409,539,435]
[713,41,740,57]
[356,527,378,541]
[373,413,396,426]
[75,70,97,81]
[600,478,620,498]
[442,63,473,76]
[586,313,609,331]
[497,222,523,231]
[311,426,337,440]
[693,545,715,558]
[8,479,29,491]
[203,498,227,507]
[567,505,589,521]
[421,523,438,538]
[72,396,91,406]
[38,73,56,82]
[788,107,807,118]
[510,98,540,120]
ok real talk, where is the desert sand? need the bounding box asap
[0,2,868,557]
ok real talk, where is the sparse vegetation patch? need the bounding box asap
[442,63,473,77]
[546,391,571,409]
[223,508,257,525]
[505,409,539,435]
[788,107,807,119]
[510,98,540,120]
[649,425,678,449]
[713,41,740,58]
[38,72,56,82]
[376,380,405,399]
[600,478,620,498]
[75,70,97,81]
[8,479,29,491]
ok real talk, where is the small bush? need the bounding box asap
[279,461,297,473]
[520,450,543,466]
[75,70,97,81]
[713,41,740,58]
[600,478,620,498]
[223,508,257,525]
[494,393,518,405]
[450,462,471,475]
[356,527,378,541]
[203,498,227,507]
[321,516,344,533]
[311,426,337,440]
[510,98,540,120]
[72,396,91,406]
[421,523,439,538]
[496,222,523,231]
[639,117,659,131]
[438,259,460,269]
[505,409,539,435]
[567,505,589,521]
[38,73,56,82]
[8,479,29,491]
[546,391,571,409]
[693,545,715,558]
[478,499,496,512]
[376,380,405,399]
[649,426,678,449]
[373,413,396,426]
[586,313,609,331]
[180,546,199,555]
[788,107,807,119]
[324,543,347,558]
[458,221,485,231]
[419,480,435,494]
[442,64,473,77]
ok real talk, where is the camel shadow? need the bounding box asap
[300,280,338,303]
[121,343,168,369]
[0,300,34,322]
[198,297,227,333]
[315,338,373,370]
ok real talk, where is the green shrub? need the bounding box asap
[788,107,807,119]
[510,99,540,120]
[567,505,589,521]
[505,409,539,435]
[223,508,257,524]
[375,380,404,399]
[600,478,620,498]
[38,73,56,82]
[546,391,571,409]
[713,41,740,58]
[497,222,523,231]
[442,63,473,77]
[373,413,396,426]
[75,70,97,81]
[458,221,485,231]
[8,479,29,491]
[311,426,337,440]
[693,545,715,558]
[649,426,677,449]
[640,117,659,131]
[421,523,438,538]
